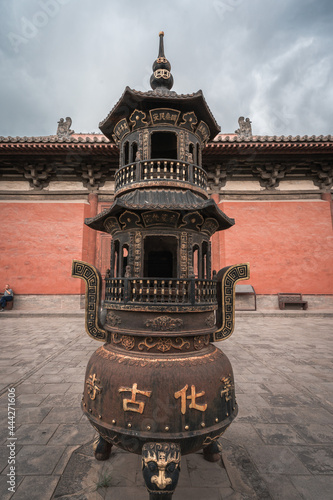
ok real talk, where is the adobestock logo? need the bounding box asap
[7,0,73,54]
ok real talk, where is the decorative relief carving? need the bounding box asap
[180,111,198,131]
[144,316,183,331]
[180,211,204,231]
[235,116,252,138]
[86,373,102,400]
[71,260,106,342]
[213,263,250,342]
[142,129,149,160]
[142,442,181,494]
[205,314,216,328]
[97,345,218,367]
[119,211,143,230]
[187,232,193,273]
[180,232,187,279]
[201,218,219,236]
[129,109,148,130]
[113,118,130,141]
[193,335,210,350]
[179,130,185,161]
[107,312,122,327]
[138,337,190,352]
[57,117,74,138]
[138,131,144,161]
[104,216,121,234]
[112,333,135,350]
[134,232,142,277]
[142,211,179,227]
[118,383,152,414]
[149,108,180,126]
[196,121,210,143]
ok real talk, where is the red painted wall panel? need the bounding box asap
[1,198,332,296]
[214,200,333,294]
[0,202,89,294]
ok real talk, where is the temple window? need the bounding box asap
[113,240,120,277]
[196,143,201,166]
[131,142,138,163]
[151,131,177,160]
[121,245,129,277]
[189,143,195,163]
[193,245,200,278]
[144,235,178,278]
[124,141,129,165]
[202,241,209,279]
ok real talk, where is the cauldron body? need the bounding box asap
[83,339,237,455]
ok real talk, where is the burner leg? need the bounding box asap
[203,440,222,462]
[142,442,181,499]
[94,434,112,461]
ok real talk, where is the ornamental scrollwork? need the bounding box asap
[144,316,183,331]
[138,337,190,352]
[193,335,210,350]
[107,312,122,327]
[112,333,135,350]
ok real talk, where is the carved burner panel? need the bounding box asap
[109,227,212,281]
[104,310,216,338]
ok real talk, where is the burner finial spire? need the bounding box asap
[150,32,174,91]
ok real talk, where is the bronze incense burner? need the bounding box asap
[72,32,249,499]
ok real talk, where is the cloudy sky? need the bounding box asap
[0,0,332,138]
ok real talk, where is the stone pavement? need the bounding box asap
[0,314,332,499]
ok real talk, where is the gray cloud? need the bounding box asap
[0,0,332,137]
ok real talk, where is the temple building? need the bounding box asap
[0,34,332,310]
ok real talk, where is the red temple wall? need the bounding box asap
[213,199,333,294]
[1,198,332,296]
[0,201,90,294]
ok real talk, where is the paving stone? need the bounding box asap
[37,383,72,395]
[16,406,52,424]
[10,445,66,475]
[48,423,95,445]
[291,423,333,444]
[0,315,332,499]
[14,423,58,445]
[41,406,83,424]
[252,423,306,445]
[0,474,24,500]
[289,475,333,500]
[11,475,60,500]
[223,422,265,447]
[186,451,230,488]
[262,474,303,500]
[246,445,310,475]
[291,445,333,474]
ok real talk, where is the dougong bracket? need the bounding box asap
[212,263,250,342]
[71,260,107,342]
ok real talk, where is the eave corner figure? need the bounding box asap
[72,32,249,499]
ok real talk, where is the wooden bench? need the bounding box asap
[278,293,308,310]
[0,294,14,310]
[235,284,256,311]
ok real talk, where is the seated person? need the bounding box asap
[0,284,14,311]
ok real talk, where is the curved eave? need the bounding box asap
[205,140,333,156]
[85,190,234,233]
[99,86,220,142]
[0,140,118,156]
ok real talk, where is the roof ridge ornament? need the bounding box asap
[150,31,174,91]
